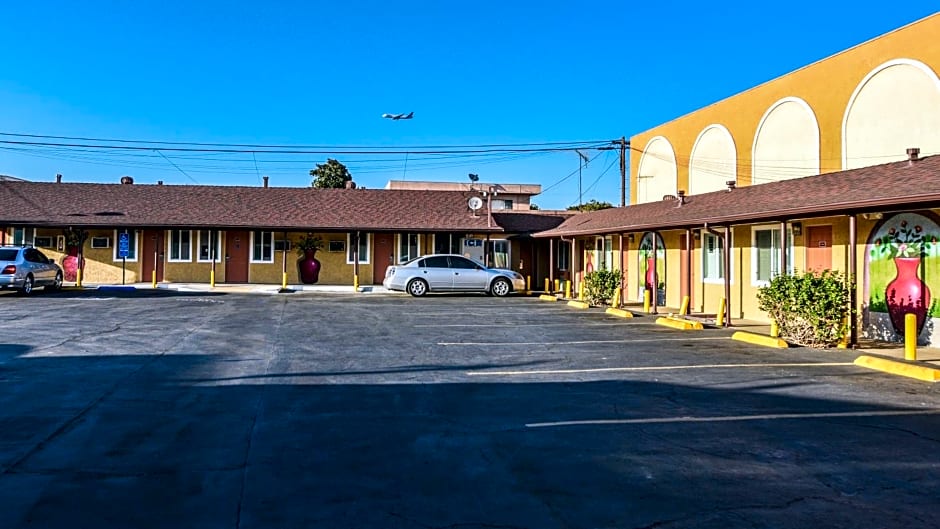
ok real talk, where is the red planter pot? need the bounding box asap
[886,257,931,335]
[297,250,321,284]
[62,247,84,282]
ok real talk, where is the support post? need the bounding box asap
[686,228,693,311]
[651,232,658,314]
[526,275,531,294]
[282,231,288,290]
[619,136,627,208]
[643,290,651,313]
[680,296,689,316]
[723,226,732,327]
[210,229,217,287]
[717,297,726,327]
[565,280,572,299]
[848,214,858,348]
[619,233,626,309]
[549,238,555,295]
[779,221,788,278]
[353,231,360,292]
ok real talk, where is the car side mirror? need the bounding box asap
[48,258,55,264]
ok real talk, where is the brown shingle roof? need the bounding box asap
[491,211,573,234]
[0,181,514,232]
[537,155,940,237]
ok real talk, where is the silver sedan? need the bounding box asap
[383,254,525,297]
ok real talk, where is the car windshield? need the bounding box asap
[0,249,19,261]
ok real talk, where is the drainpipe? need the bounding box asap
[650,231,658,314]
[281,230,288,290]
[849,214,858,348]
[210,229,217,287]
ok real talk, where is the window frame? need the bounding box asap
[250,231,275,263]
[486,238,511,269]
[701,232,733,284]
[433,233,462,255]
[347,232,370,264]
[396,233,422,264]
[197,230,223,263]
[751,225,793,287]
[556,240,571,271]
[112,229,139,262]
[167,229,193,262]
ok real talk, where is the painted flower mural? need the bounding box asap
[866,212,940,337]
[638,232,665,305]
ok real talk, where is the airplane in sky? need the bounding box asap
[382,112,414,120]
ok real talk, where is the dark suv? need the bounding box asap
[0,246,64,295]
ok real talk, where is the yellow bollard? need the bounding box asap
[353,274,359,292]
[643,290,651,313]
[210,269,215,288]
[612,287,622,308]
[283,272,289,290]
[526,275,531,294]
[680,295,690,316]
[770,320,779,338]
[554,278,560,293]
[544,278,550,293]
[578,282,585,301]
[76,268,83,288]
[565,280,572,299]
[151,270,157,288]
[717,297,726,327]
[905,313,917,361]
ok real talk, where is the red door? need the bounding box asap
[806,226,832,274]
[142,230,165,283]
[373,233,394,284]
[225,231,249,283]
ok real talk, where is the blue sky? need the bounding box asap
[1,2,937,209]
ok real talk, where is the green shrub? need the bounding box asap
[584,268,621,306]
[756,270,850,348]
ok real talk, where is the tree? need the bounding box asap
[529,203,540,210]
[567,199,613,212]
[310,158,353,189]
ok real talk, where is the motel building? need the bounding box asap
[0,177,571,294]
[536,12,940,347]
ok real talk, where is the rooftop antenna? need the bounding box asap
[576,149,590,210]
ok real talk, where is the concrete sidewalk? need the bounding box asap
[64,282,396,295]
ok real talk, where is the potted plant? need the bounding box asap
[296,234,323,284]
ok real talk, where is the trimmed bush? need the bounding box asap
[584,268,621,306]
[756,270,850,348]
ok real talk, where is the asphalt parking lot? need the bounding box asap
[2,290,940,528]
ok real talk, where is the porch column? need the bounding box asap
[651,232,658,314]
[353,231,360,291]
[779,221,787,278]
[210,229,216,287]
[685,228,693,310]
[549,238,555,293]
[723,226,732,327]
[618,233,625,309]
[849,214,858,348]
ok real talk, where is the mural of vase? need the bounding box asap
[885,256,931,334]
[645,257,656,291]
[298,249,321,284]
[62,247,84,282]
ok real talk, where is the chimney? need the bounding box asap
[344,180,357,189]
[676,189,686,206]
[157,181,163,185]
[263,176,269,188]
[120,176,134,185]
[907,147,921,162]
[725,180,736,192]
[55,173,62,183]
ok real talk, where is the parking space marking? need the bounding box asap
[526,408,940,428]
[415,322,643,328]
[467,362,854,376]
[441,337,729,346]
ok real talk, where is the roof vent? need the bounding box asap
[157,181,163,185]
[263,176,269,188]
[725,180,736,192]
[676,189,686,206]
[56,173,62,183]
[662,194,677,201]
[907,147,921,162]
[120,176,134,185]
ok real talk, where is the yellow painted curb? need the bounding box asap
[731,331,788,348]
[567,300,590,309]
[854,355,940,382]
[655,317,703,331]
[538,294,558,302]
[605,308,634,318]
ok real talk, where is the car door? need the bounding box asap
[33,249,55,284]
[419,256,454,291]
[449,256,489,291]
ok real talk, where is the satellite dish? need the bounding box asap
[468,197,483,211]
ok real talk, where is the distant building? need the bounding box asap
[385,180,541,211]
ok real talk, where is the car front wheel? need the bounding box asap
[407,278,428,297]
[491,277,511,297]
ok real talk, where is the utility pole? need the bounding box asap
[619,136,627,207]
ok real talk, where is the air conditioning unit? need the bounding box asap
[91,236,111,249]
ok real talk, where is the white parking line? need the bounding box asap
[526,408,940,428]
[466,362,854,376]
[415,322,642,328]
[441,337,729,346]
